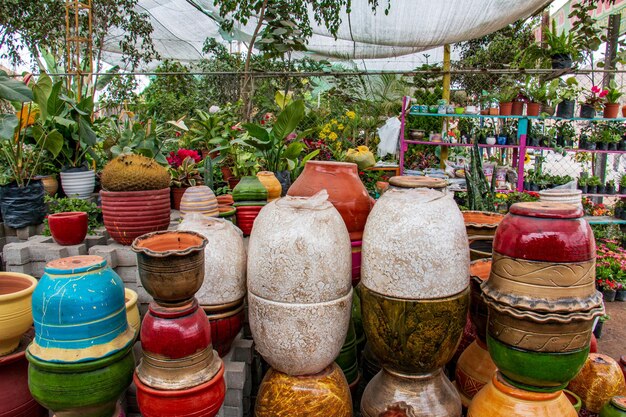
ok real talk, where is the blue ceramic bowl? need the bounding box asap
[29,255,135,363]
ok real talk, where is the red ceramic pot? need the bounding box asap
[351,240,362,286]
[235,205,263,236]
[287,161,372,240]
[203,301,244,357]
[134,363,225,417]
[527,102,541,117]
[101,188,171,245]
[0,330,47,417]
[171,187,188,211]
[47,212,88,246]
[590,334,598,354]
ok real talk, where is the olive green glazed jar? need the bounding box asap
[601,397,626,417]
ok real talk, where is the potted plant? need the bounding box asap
[555,77,581,119]
[34,158,60,197]
[517,20,579,70]
[556,122,575,147]
[496,84,519,116]
[578,175,588,194]
[593,314,610,339]
[603,80,622,118]
[168,149,204,210]
[615,200,624,218]
[620,174,626,194]
[606,179,616,195]
[598,278,617,302]
[42,194,102,237]
[616,282,626,302]
[587,176,601,194]
[580,86,606,118]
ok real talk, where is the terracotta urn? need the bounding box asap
[27,345,134,417]
[468,372,577,417]
[124,288,140,336]
[28,256,135,363]
[101,188,171,245]
[203,300,245,357]
[0,272,37,356]
[171,186,188,210]
[255,363,352,417]
[177,214,246,307]
[232,176,268,202]
[47,212,88,246]
[0,329,47,417]
[462,211,505,238]
[132,231,207,307]
[288,161,372,241]
[134,363,225,417]
[567,354,626,413]
[257,171,282,201]
[455,339,497,407]
[601,397,626,417]
[233,203,265,236]
[469,258,491,342]
[179,185,219,218]
[361,368,461,417]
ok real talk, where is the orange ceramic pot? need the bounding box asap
[455,339,497,407]
[468,372,577,417]
[604,103,620,119]
[462,211,505,238]
[622,104,626,118]
[288,161,371,240]
[567,354,626,413]
[256,171,282,201]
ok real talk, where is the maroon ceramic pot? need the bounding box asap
[171,187,188,211]
[47,212,88,246]
[203,301,244,357]
[351,240,362,286]
[234,205,263,236]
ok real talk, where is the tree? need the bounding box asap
[141,61,199,122]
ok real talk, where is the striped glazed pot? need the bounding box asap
[180,186,219,219]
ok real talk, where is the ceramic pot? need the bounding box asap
[487,334,590,392]
[134,363,225,417]
[469,236,493,261]
[361,368,461,417]
[29,256,135,363]
[60,170,95,200]
[462,211,505,238]
[232,176,268,202]
[124,288,140,336]
[177,215,246,307]
[179,186,219,218]
[288,161,372,240]
[218,206,236,224]
[0,330,46,417]
[216,194,234,206]
[249,290,352,375]
[622,356,626,381]
[335,320,359,383]
[604,103,620,119]
[388,175,448,190]
[233,204,264,236]
[255,363,352,417]
[539,189,583,207]
[351,240,362,286]
[203,300,245,357]
[27,345,134,417]
[567,354,626,413]
[455,339,497,406]
[469,259,491,342]
[362,188,469,299]
[527,102,541,116]
[468,372,577,417]
[227,177,240,190]
[171,186,188,210]
[256,171,282,201]
[601,397,626,417]
[132,231,207,307]
[101,188,171,245]
[0,272,37,356]
[564,390,582,413]
[362,342,382,384]
[360,284,469,374]
[247,194,351,304]
[37,175,58,196]
[47,211,88,246]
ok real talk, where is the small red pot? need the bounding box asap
[47,212,88,246]
[134,363,225,417]
[171,187,188,211]
[235,205,263,236]
[527,102,541,116]
[204,302,244,357]
[604,103,620,118]
[351,240,362,287]
[511,101,524,116]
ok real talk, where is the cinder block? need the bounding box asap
[224,388,243,407]
[16,225,38,240]
[115,266,138,284]
[112,245,137,267]
[225,360,246,390]
[217,405,243,417]
[3,223,17,237]
[89,245,118,268]
[3,242,31,265]
[6,263,32,275]
[232,337,253,364]
[84,234,107,248]
[29,243,69,262]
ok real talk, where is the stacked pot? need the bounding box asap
[248,192,354,417]
[131,231,225,417]
[359,188,470,417]
[232,176,268,236]
[177,214,247,356]
[26,256,136,417]
[179,185,219,219]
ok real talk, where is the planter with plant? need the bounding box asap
[556,77,581,119]
[616,283,626,302]
[593,314,610,339]
[100,154,172,245]
[556,122,575,147]
[603,80,622,119]
[580,86,606,118]
[606,180,616,195]
[621,175,626,194]
[496,84,519,116]
[517,20,579,69]
[587,176,601,194]
[615,201,624,218]
[168,148,204,210]
[42,195,102,236]
[578,175,588,194]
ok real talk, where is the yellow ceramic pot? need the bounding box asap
[257,171,282,201]
[124,288,140,336]
[567,354,626,413]
[455,339,497,407]
[0,272,38,356]
[38,175,59,196]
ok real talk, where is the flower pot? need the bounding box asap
[124,288,140,336]
[217,206,236,224]
[288,161,372,240]
[541,104,556,116]
[171,186,188,210]
[600,142,610,151]
[134,363,225,417]
[552,53,573,69]
[468,372,577,417]
[256,171,281,201]
[361,368,461,417]
[233,204,264,236]
[598,184,607,194]
[179,185,219,218]
[27,345,134,417]
[227,177,240,190]
[527,102,541,116]
[351,240,362,286]
[621,185,626,194]
[557,100,576,119]
[499,102,513,116]
[564,389,582,413]
[0,181,46,229]
[531,137,541,147]
[616,289,626,301]
[600,396,626,417]
[497,136,507,145]
[0,272,37,356]
[36,175,58,196]
[47,211,88,246]
[28,256,135,363]
[462,211,505,239]
[255,364,352,417]
[455,340,497,406]
[511,101,524,116]
[588,185,598,194]
[610,142,618,151]
[216,194,234,206]
[132,231,207,307]
[101,188,171,245]
[60,169,95,200]
[486,136,497,145]
[203,300,245,357]
[604,103,620,118]
[220,166,233,181]
[539,189,582,207]
[580,104,596,118]
[603,288,617,302]
[469,258,491,341]
[335,320,359,384]
[489,107,499,115]
[567,354,626,413]
[587,141,597,150]
[232,176,268,202]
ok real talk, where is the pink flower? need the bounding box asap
[599,89,609,98]
[592,85,601,94]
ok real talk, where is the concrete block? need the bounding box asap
[3,223,17,236]
[84,234,107,248]
[6,263,32,275]
[89,245,118,268]
[232,338,253,364]
[6,236,20,244]
[217,405,243,417]
[114,266,138,284]
[29,243,69,262]
[111,244,137,267]
[224,387,243,407]
[225,360,246,390]
[16,225,39,240]
[3,242,31,265]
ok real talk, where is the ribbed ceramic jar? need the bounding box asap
[601,397,626,417]
[255,363,352,417]
[567,354,626,413]
[0,272,37,356]
[232,176,268,202]
[60,170,95,200]
[467,372,577,417]
[247,192,352,375]
[287,161,371,241]
[27,345,134,417]
[179,186,219,218]
[455,339,497,407]
[132,231,207,307]
[257,171,282,201]
[177,214,246,306]
[29,256,135,363]
[539,189,582,207]
[203,300,245,357]
[361,368,461,417]
[233,203,265,236]
[362,188,470,299]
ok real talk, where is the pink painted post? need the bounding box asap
[399,96,408,175]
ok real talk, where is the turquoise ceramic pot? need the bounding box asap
[487,334,590,392]
[29,256,135,363]
[27,345,134,417]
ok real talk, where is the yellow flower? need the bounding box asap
[331,119,338,125]
[524,153,531,164]
[346,111,356,120]
[322,125,331,133]
[357,145,369,152]
[329,132,338,141]
[495,193,508,200]
[319,132,327,139]
[337,123,344,130]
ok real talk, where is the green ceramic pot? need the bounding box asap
[487,334,589,392]
[27,345,134,417]
[600,396,626,417]
[231,176,268,202]
[564,389,582,413]
[359,284,469,374]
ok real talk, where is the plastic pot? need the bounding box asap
[557,100,575,118]
[0,181,46,229]
[551,53,572,69]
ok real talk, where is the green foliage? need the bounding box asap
[141,61,200,122]
[42,195,102,236]
[169,157,203,188]
[465,142,496,212]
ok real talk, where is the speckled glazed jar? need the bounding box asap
[455,339,497,407]
[177,214,246,307]
[179,186,219,219]
[256,171,282,201]
[361,368,461,417]
[247,192,352,375]
[255,363,352,417]
[601,397,626,417]
[467,372,577,417]
[567,354,626,413]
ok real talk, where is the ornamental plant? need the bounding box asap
[596,239,626,289]
[583,85,608,110]
[604,80,622,104]
[167,148,203,188]
[318,110,358,161]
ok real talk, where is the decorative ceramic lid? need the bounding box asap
[389,175,447,189]
[611,397,626,412]
[46,255,105,273]
[509,202,583,219]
